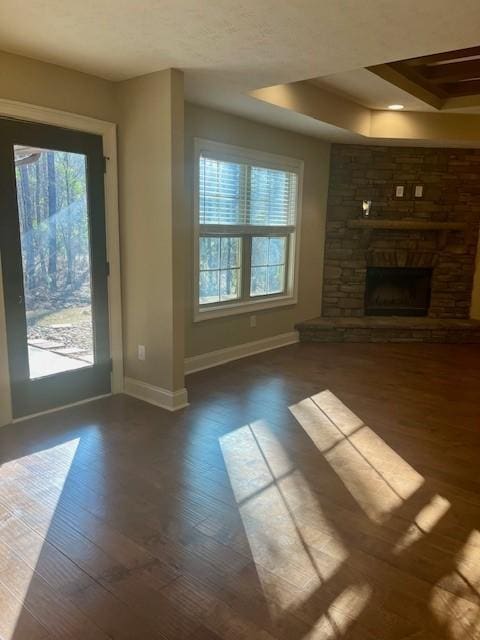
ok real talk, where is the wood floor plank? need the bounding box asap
[0,544,109,640]
[0,580,51,640]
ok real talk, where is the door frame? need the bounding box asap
[0,99,123,426]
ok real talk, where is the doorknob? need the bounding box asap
[18,295,23,305]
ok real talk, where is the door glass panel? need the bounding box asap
[14,145,94,379]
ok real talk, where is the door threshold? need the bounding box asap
[12,392,112,424]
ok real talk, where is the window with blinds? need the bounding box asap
[199,156,298,227]
[194,139,302,320]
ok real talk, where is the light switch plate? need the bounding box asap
[395,185,405,198]
[414,185,424,198]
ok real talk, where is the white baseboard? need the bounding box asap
[124,377,189,412]
[185,331,299,375]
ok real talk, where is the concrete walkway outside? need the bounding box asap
[28,345,89,379]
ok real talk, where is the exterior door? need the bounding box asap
[0,118,110,418]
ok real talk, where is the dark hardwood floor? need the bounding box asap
[1,342,480,639]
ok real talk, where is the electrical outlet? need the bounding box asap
[138,345,146,361]
[395,185,405,198]
[250,315,257,328]
[414,185,424,198]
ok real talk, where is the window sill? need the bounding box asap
[194,295,297,322]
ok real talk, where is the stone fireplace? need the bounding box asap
[321,145,480,320]
[296,144,480,343]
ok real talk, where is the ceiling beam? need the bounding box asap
[369,47,480,108]
[389,62,448,99]
[443,78,480,96]
[367,64,444,109]
[403,46,480,67]
[422,59,480,83]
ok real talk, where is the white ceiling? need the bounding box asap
[1,1,480,136]
[309,70,436,113]
[310,69,480,115]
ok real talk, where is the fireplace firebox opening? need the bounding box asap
[365,267,433,317]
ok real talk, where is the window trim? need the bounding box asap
[193,138,303,322]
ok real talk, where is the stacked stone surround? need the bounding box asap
[322,144,480,319]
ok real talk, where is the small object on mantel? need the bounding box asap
[362,200,372,218]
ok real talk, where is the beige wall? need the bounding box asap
[184,103,330,358]
[116,69,186,392]
[370,111,480,143]
[0,50,117,121]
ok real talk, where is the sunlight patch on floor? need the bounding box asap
[289,390,424,523]
[303,583,372,640]
[429,579,480,639]
[220,421,347,615]
[455,530,480,596]
[219,392,480,638]
[0,438,79,640]
[393,494,451,554]
[218,420,372,634]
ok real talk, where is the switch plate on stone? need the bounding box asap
[415,185,424,198]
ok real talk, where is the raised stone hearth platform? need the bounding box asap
[296,316,480,343]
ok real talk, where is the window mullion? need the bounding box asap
[243,236,252,301]
[242,164,252,301]
[284,233,292,295]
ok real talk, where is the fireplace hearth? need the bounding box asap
[365,267,432,317]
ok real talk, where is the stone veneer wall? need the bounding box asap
[323,144,480,318]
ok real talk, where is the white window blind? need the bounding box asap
[199,155,298,226]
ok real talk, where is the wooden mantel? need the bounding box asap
[347,218,471,249]
[347,219,467,231]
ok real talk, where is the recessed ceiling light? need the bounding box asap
[388,104,404,110]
